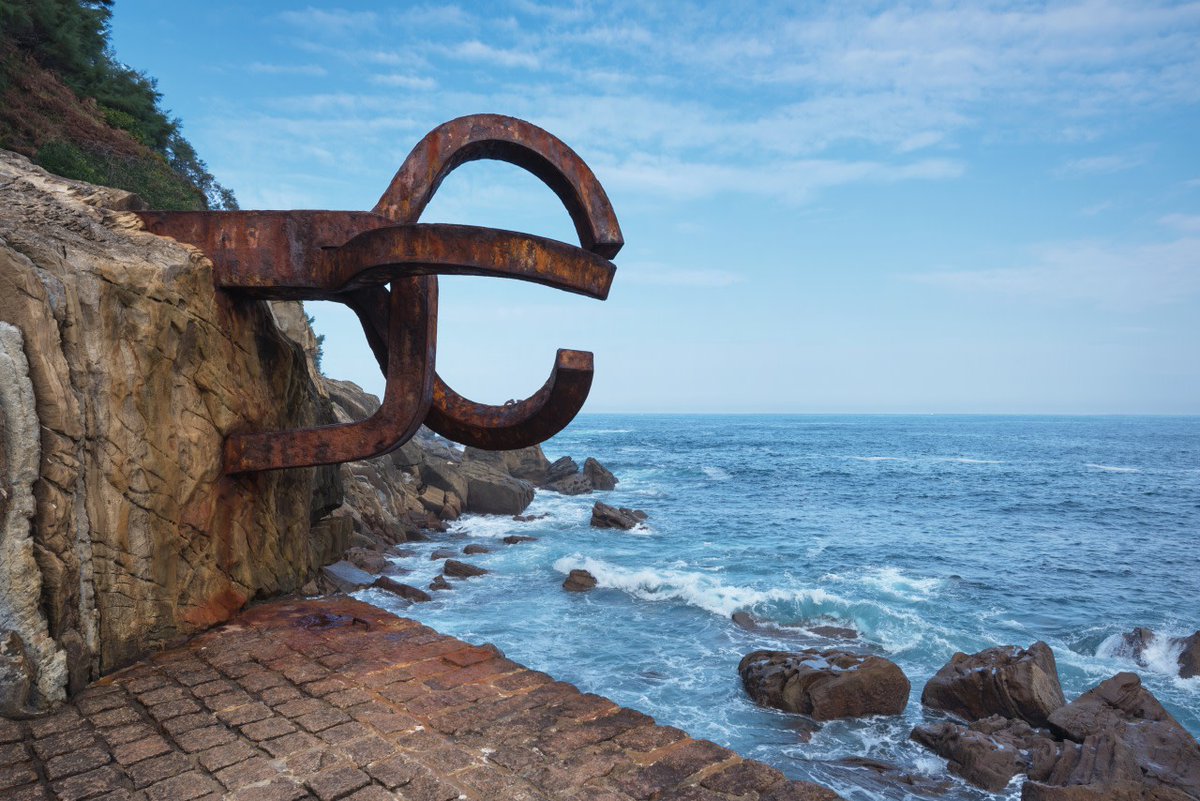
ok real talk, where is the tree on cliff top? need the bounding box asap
[0,0,236,209]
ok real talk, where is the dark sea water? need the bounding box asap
[359,415,1200,801]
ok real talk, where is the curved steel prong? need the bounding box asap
[342,288,595,451]
[368,113,619,447]
[375,113,623,258]
[426,350,593,449]
[224,276,436,473]
[322,224,614,299]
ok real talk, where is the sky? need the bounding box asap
[109,1,1200,414]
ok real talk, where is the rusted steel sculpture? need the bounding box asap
[136,114,621,474]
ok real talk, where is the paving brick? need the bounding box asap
[45,746,112,780]
[75,691,128,716]
[143,770,222,801]
[338,734,396,767]
[0,762,38,791]
[189,680,235,699]
[139,687,187,706]
[241,716,297,741]
[51,764,124,801]
[113,735,173,766]
[306,764,369,801]
[259,731,322,758]
[217,701,273,726]
[29,708,84,739]
[173,725,236,753]
[195,740,258,772]
[102,723,159,747]
[228,777,308,801]
[33,728,98,760]
[0,741,27,767]
[214,755,278,789]
[127,752,193,788]
[161,712,218,736]
[201,690,253,713]
[343,786,398,801]
[0,718,22,743]
[5,782,51,800]
[260,684,305,705]
[295,707,352,733]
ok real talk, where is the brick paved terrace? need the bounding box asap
[0,598,841,801]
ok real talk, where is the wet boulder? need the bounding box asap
[921,641,1066,728]
[371,577,431,604]
[463,544,491,555]
[911,715,1059,792]
[503,535,538,545]
[429,575,452,591]
[1047,673,1200,800]
[443,560,488,579]
[562,569,598,592]
[590,502,647,530]
[739,649,910,720]
[543,456,579,485]
[583,457,618,490]
[546,472,593,495]
[430,549,457,560]
[458,461,535,515]
[1021,731,1149,801]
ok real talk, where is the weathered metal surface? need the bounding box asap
[134,113,621,473]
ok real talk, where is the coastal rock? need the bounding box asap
[911,716,1059,792]
[591,501,648,530]
[463,445,551,484]
[583,457,618,490]
[459,460,534,515]
[320,561,375,593]
[1047,673,1200,799]
[1021,731,1149,801]
[429,575,452,591]
[463,544,491,555]
[343,547,388,574]
[1111,627,1200,680]
[503,535,538,545]
[732,612,859,642]
[827,757,953,798]
[443,560,488,579]
[546,472,594,495]
[543,456,579,485]
[922,641,1066,727]
[371,577,431,604]
[0,151,344,699]
[563,569,598,592]
[739,649,910,720]
[1179,632,1200,679]
[431,549,457,561]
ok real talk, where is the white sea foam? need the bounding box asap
[702,466,732,481]
[945,457,1003,464]
[859,567,941,602]
[849,456,905,462]
[1085,463,1140,473]
[586,428,632,434]
[552,554,846,618]
[1096,631,1191,679]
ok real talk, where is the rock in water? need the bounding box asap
[921,641,1066,727]
[1178,632,1200,679]
[429,575,452,592]
[910,715,1059,792]
[443,560,488,579]
[590,501,648,530]
[463,544,491,555]
[543,456,579,485]
[738,649,910,720]
[1045,672,1200,800]
[463,445,551,484]
[583,457,618,490]
[0,152,346,703]
[503,535,538,545]
[371,577,431,604]
[458,461,534,515]
[1021,731,1150,801]
[563,569,598,592]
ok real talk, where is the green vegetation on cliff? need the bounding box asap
[0,0,236,209]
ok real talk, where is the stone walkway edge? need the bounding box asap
[0,598,841,801]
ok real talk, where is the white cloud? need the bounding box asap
[1055,152,1148,177]
[910,237,1200,311]
[369,74,437,91]
[449,40,539,69]
[276,8,378,32]
[248,62,327,77]
[1160,213,1200,233]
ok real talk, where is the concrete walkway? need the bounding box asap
[0,598,840,800]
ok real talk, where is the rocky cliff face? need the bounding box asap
[0,150,345,710]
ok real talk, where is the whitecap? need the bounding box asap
[1096,631,1191,679]
[945,457,1003,464]
[1085,463,1140,473]
[702,466,732,481]
[859,566,941,602]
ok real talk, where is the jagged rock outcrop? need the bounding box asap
[739,649,910,720]
[591,501,647,530]
[0,150,346,703]
[911,715,1059,792]
[921,641,1066,728]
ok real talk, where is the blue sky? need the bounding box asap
[110,1,1200,413]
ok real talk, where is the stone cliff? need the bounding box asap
[0,150,347,710]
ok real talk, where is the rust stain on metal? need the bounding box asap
[135,114,621,473]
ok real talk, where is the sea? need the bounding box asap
[355,414,1200,801]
